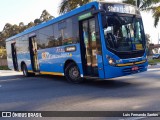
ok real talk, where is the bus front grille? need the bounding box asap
[122,65,144,75]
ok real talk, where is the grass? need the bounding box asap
[0,66,10,70]
[148,59,160,65]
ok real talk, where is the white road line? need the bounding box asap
[148,68,160,71]
[0,78,21,82]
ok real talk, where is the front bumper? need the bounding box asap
[104,62,148,79]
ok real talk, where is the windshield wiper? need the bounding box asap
[113,13,122,24]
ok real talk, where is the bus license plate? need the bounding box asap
[132,66,139,71]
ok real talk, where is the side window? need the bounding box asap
[37,26,54,49]
[21,35,29,52]
[58,21,66,30]
[58,21,66,45]
[16,37,22,53]
[135,22,142,43]
[58,17,79,45]
[54,23,62,47]
[72,16,79,43]
[63,19,71,45]
[63,18,79,45]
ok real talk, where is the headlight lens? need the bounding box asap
[106,55,116,66]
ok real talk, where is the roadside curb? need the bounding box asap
[0,70,22,76]
[148,63,160,69]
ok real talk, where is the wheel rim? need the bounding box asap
[69,66,80,80]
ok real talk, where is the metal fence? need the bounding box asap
[0,59,7,66]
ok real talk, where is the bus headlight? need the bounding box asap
[106,55,116,66]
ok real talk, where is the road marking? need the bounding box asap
[0,78,21,82]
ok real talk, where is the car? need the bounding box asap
[152,54,160,59]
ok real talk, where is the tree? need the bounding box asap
[149,6,160,27]
[27,22,35,28]
[34,18,41,25]
[145,34,151,55]
[59,0,159,26]
[34,10,54,25]
[59,0,91,14]
[123,0,141,7]
[11,24,20,36]
[19,22,26,32]
[59,0,106,14]
[3,23,13,35]
[146,34,150,47]
[0,9,54,48]
[0,32,5,47]
[123,0,160,27]
[40,10,54,22]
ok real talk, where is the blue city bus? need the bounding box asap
[6,1,148,83]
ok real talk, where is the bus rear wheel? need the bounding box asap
[65,63,83,83]
[22,64,34,77]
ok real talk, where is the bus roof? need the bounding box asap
[6,1,139,42]
[6,1,99,42]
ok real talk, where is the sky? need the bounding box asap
[0,0,160,44]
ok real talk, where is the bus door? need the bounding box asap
[80,18,104,77]
[29,36,39,72]
[11,43,18,71]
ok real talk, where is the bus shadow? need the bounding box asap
[82,78,133,89]
[0,73,135,90]
[0,75,23,81]
[37,74,133,89]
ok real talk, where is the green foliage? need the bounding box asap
[123,0,136,6]
[59,0,160,27]
[145,34,152,55]
[148,59,160,65]
[0,66,10,70]
[59,0,106,14]
[150,6,160,27]
[0,10,54,48]
[40,10,54,22]
[59,0,89,14]
[123,0,160,27]
[0,47,6,59]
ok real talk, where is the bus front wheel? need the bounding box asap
[65,63,83,83]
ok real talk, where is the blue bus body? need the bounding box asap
[6,1,148,82]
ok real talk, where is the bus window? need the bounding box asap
[37,26,54,49]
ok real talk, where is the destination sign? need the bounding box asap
[104,3,140,15]
[78,12,92,20]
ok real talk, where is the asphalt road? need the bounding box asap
[0,68,160,120]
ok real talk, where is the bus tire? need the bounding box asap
[22,64,34,77]
[65,63,83,83]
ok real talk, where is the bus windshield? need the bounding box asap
[104,15,145,52]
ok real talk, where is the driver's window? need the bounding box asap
[104,26,114,48]
[135,22,142,42]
